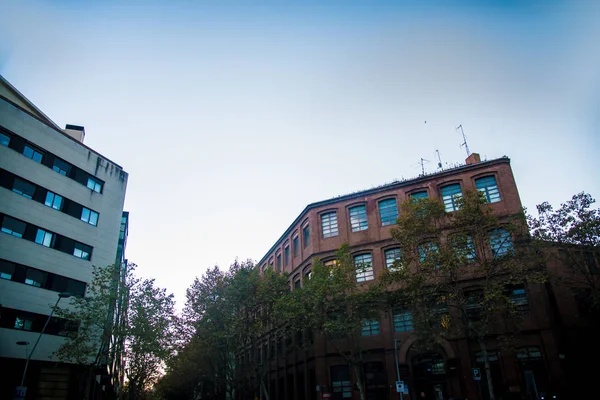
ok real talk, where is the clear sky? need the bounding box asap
[1,0,599,308]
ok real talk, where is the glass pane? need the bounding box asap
[0,260,15,280]
[12,178,35,199]
[81,208,90,222]
[379,199,398,226]
[410,191,428,200]
[89,211,98,226]
[441,184,462,211]
[52,194,63,210]
[25,268,47,287]
[0,132,10,146]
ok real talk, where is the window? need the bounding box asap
[276,253,282,272]
[14,316,34,331]
[517,346,543,361]
[354,254,374,282]
[361,319,380,336]
[25,268,47,287]
[86,177,102,193]
[303,225,310,248]
[44,191,63,210]
[476,176,501,203]
[418,242,439,267]
[52,158,71,176]
[12,178,36,199]
[489,228,513,258]
[379,198,398,226]
[294,278,301,289]
[321,212,338,238]
[81,207,99,226]
[73,243,92,260]
[385,248,402,270]
[508,284,529,314]
[293,235,299,257]
[1,216,26,238]
[0,132,10,146]
[349,205,368,232]
[304,268,312,281]
[453,235,476,262]
[331,365,352,399]
[393,309,414,332]
[475,351,499,363]
[284,245,290,266]
[23,145,43,163]
[0,260,15,280]
[465,290,483,320]
[35,229,54,247]
[441,183,462,212]
[410,191,429,201]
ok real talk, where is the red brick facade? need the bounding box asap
[254,156,577,400]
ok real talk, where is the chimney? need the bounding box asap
[465,152,481,165]
[64,124,85,143]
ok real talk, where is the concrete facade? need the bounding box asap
[0,75,128,399]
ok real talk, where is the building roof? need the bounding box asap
[0,74,125,170]
[257,156,511,265]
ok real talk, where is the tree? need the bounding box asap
[278,244,386,400]
[385,190,544,400]
[528,191,600,308]
[124,278,178,399]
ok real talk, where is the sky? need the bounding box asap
[1,0,599,308]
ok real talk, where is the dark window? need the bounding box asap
[12,178,36,199]
[410,191,429,201]
[276,253,282,272]
[294,279,301,289]
[14,316,35,331]
[452,234,476,262]
[52,158,71,176]
[23,145,43,163]
[0,259,15,280]
[284,246,290,266]
[361,319,380,336]
[1,216,26,238]
[379,198,398,226]
[465,290,483,320]
[517,346,543,361]
[81,207,99,226]
[476,176,501,203]
[73,242,92,260]
[25,268,47,287]
[35,229,54,248]
[304,268,312,281]
[393,309,414,332]
[385,248,402,270]
[44,191,63,210]
[86,177,102,193]
[0,132,10,147]
[418,242,440,267]
[303,225,310,248]
[330,365,352,400]
[321,212,338,238]
[293,235,299,257]
[508,284,529,314]
[349,205,368,232]
[354,254,374,282]
[441,183,462,212]
[489,228,513,258]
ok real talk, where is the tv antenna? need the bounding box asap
[435,150,443,170]
[412,157,429,176]
[456,124,470,156]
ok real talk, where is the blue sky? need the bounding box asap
[1,0,599,307]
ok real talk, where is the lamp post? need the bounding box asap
[394,339,404,400]
[14,292,73,399]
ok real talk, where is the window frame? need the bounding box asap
[393,308,414,332]
[86,177,103,193]
[354,253,374,282]
[292,234,299,257]
[489,228,513,258]
[378,197,398,226]
[81,207,99,226]
[35,229,55,248]
[12,177,36,199]
[73,242,92,260]
[384,247,403,270]
[321,211,339,238]
[302,223,310,248]
[409,190,429,201]
[0,131,11,147]
[440,182,463,212]
[475,175,501,204]
[1,216,27,238]
[52,157,72,176]
[348,204,368,232]
[23,144,44,163]
[361,318,380,336]
[44,191,64,211]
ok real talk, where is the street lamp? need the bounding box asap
[394,339,404,400]
[15,292,73,399]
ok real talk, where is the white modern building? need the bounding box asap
[0,75,128,399]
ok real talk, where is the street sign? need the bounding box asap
[396,381,405,393]
[14,386,27,399]
[473,368,481,381]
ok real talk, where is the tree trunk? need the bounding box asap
[476,337,495,400]
[352,363,366,400]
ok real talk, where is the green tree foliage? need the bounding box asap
[277,244,386,400]
[158,260,289,400]
[386,190,544,400]
[54,263,177,400]
[528,191,600,308]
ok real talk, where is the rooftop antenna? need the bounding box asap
[456,124,470,156]
[435,149,443,170]
[413,157,429,176]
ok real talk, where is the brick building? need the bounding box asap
[254,154,576,400]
